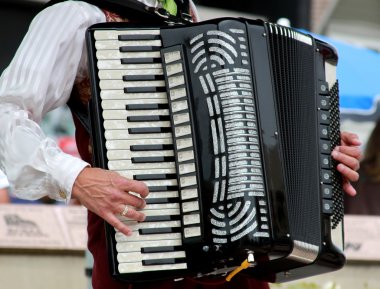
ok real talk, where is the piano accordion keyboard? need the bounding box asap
[93,28,201,275]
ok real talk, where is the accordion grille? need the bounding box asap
[267,24,320,245]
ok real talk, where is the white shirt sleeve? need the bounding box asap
[0,169,9,189]
[0,1,106,203]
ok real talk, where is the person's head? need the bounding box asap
[361,119,380,181]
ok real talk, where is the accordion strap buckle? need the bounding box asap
[225,252,256,282]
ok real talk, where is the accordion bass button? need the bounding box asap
[322,199,333,215]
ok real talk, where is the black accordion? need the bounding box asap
[86,18,345,283]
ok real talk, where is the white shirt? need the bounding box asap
[0,169,9,189]
[0,0,200,203]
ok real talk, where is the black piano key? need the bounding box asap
[130,144,174,151]
[123,75,164,81]
[126,103,168,110]
[141,246,182,253]
[120,46,160,52]
[118,34,161,41]
[134,174,177,181]
[128,127,172,134]
[127,115,170,122]
[144,215,181,222]
[124,86,166,93]
[143,258,187,266]
[139,227,181,235]
[148,186,178,192]
[132,156,175,163]
[145,197,179,205]
[121,58,161,65]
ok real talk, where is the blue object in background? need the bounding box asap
[300,30,380,121]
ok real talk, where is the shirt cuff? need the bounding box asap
[48,149,90,203]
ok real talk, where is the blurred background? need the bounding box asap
[0,0,380,288]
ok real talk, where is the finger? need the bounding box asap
[331,149,360,171]
[106,213,133,236]
[342,179,357,197]
[334,145,362,159]
[336,163,360,183]
[121,192,146,209]
[118,204,146,222]
[119,178,149,198]
[340,131,361,146]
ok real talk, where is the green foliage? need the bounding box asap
[158,0,177,16]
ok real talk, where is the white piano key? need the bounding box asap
[116,168,177,179]
[103,120,171,130]
[146,191,179,199]
[104,130,173,141]
[118,262,187,273]
[117,251,186,263]
[100,90,167,100]
[108,150,174,161]
[97,60,162,70]
[102,98,168,109]
[106,132,172,141]
[105,131,172,141]
[184,227,201,238]
[96,48,161,59]
[141,208,180,216]
[143,203,180,210]
[116,177,178,187]
[115,230,181,242]
[116,239,182,253]
[99,79,166,90]
[114,150,173,163]
[102,109,170,120]
[116,209,181,224]
[106,136,172,148]
[94,29,160,40]
[96,40,162,52]
[120,220,181,230]
[98,68,163,80]
[108,160,175,170]
[183,214,200,226]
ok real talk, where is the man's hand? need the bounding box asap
[72,167,149,236]
[332,131,361,196]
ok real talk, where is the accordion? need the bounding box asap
[86,18,345,283]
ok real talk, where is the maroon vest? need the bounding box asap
[70,9,269,289]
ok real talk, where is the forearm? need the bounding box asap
[0,1,106,202]
[0,105,89,202]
